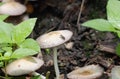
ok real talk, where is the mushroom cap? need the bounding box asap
[5,57,44,76]
[2,0,14,3]
[0,1,26,16]
[67,65,104,79]
[36,30,73,48]
[111,66,120,79]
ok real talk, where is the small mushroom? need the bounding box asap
[111,66,120,79]
[2,0,14,3]
[64,42,74,50]
[0,1,26,16]
[36,30,73,79]
[4,57,44,76]
[67,65,104,79]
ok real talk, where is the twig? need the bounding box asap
[77,0,85,30]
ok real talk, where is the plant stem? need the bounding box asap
[5,61,8,79]
[53,47,60,79]
[31,72,46,79]
[0,76,6,79]
[46,71,50,79]
[77,0,85,30]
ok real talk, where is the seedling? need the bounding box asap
[0,15,40,78]
[82,0,120,56]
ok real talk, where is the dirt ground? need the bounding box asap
[2,0,120,79]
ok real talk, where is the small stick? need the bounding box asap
[77,0,85,30]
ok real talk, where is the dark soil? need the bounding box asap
[2,0,120,79]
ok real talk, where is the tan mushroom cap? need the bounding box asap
[0,1,26,16]
[36,30,73,48]
[111,66,120,79]
[67,65,104,79]
[5,57,44,76]
[2,0,14,3]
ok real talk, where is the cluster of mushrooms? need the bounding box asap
[0,0,120,79]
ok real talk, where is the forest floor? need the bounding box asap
[3,0,120,79]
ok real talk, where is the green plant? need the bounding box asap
[82,0,120,55]
[0,15,40,78]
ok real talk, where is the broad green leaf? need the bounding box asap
[11,48,38,58]
[0,56,10,60]
[3,47,12,57]
[0,49,4,53]
[10,77,26,79]
[0,21,13,43]
[0,2,4,6]
[0,62,4,67]
[0,43,10,48]
[0,15,9,21]
[82,19,116,32]
[19,38,40,52]
[116,43,120,56]
[31,75,42,79]
[12,18,37,43]
[107,0,120,29]
[116,30,120,38]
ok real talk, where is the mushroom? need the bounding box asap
[4,56,44,76]
[67,65,104,79]
[111,66,120,79]
[2,0,14,3]
[36,30,73,79]
[0,1,26,16]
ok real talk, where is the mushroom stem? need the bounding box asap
[53,47,60,79]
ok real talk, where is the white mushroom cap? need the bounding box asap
[0,1,26,16]
[36,30,73,48]
[111,66,120,79]
[2,0,14,3]
[67,65,104,79]
[4,57,44,76]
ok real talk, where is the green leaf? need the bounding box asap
[116,43,120,56]
[0,2,4,6]
[116,30,120,38]
[107,0,120,29]
[10,77,26,79]
[0,56,10,60]
[0,62,4,67]
[19,38,40,52]
[31,75,42,79]
[0,21,13,43]
[82,19,116,32]
[3,47,12,57]
[11,48,38,58]
[0,15,9,21]
[12,18,37,43]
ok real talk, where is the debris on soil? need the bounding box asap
[2,0,120,79]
